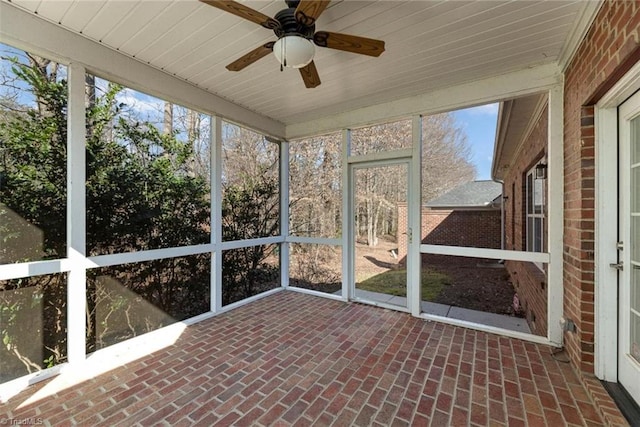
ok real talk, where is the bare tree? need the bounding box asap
[290,113,475,248]
[289,132,341,238]
[422,113,476,203]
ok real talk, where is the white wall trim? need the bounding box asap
[219,236,284,251]
[0,364,65,403]
[347,149,414,164]
[212,115,223,313]
[286,236,342,245]
[280,140,290,288]
[66,62,87,365]
[0,259,71,281]
[220,287,285,312]
[287,286,345,302]
[342,129,352,301]
[409,116,423,317]
[421,245,550,264]
[86,244,213,268]
[0,2,285,140]
[285,63,562,140]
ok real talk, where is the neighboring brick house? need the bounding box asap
[397,180,502,262]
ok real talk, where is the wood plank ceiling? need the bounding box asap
[4,0,594,127]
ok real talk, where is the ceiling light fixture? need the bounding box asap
[273,35,315,69]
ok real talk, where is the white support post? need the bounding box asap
[341,129,351,301]
[66,63,87,365]
[408,116,423,317]
[280,140,290,288]
[211,116,223,312]
[547,83,564,346]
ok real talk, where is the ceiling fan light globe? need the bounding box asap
[273,36,315,69]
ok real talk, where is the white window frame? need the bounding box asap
[525,160,547,255]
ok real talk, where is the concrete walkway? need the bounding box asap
[348,289,531,334]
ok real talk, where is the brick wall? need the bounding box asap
[397,203,501,261]
[564,0,640,374]
[503,105,548,337]
[506,262,547,336]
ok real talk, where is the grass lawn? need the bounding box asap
[356,268,449,300]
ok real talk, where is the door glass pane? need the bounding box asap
[632,114,640,164]
[354,164,408,308]
[632,312,640,363]
[633,166,640,212]
[631,115,640,363]
[632,264,640,313]
[527,174,534,215]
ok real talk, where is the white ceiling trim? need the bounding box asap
[285,62,562,140]
[0,2,286,139]
[557,0,603,71]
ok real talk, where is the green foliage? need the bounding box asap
[0,56,218,374]
[0,48,286,380]
[0,58,67,262]
[1,52,283,375]
[221,173,280,305]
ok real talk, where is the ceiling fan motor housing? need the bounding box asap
[274,7,315,39]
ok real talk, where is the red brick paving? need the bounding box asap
[0,291,629,426]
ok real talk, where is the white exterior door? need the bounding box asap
[349,160,411,310]
[618,91,640,406]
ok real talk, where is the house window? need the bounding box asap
[526,161,546,252]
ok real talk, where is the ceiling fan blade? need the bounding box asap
[295,1,331,26]
[313,31,385,57]
[199,0,280,30]
[226,42,274,71]
[299,61,321,88]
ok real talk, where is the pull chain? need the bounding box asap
[283,38,287,69]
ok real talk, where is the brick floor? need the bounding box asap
[0,291,629,426]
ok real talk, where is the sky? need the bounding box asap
[452,103,499,181]
[1,39,500,182]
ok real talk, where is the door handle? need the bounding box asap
[610,262,623,271]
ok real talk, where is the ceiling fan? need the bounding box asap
[200,0,385,88]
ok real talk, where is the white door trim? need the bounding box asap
[348,158,412,310]
[595,60,640,381]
